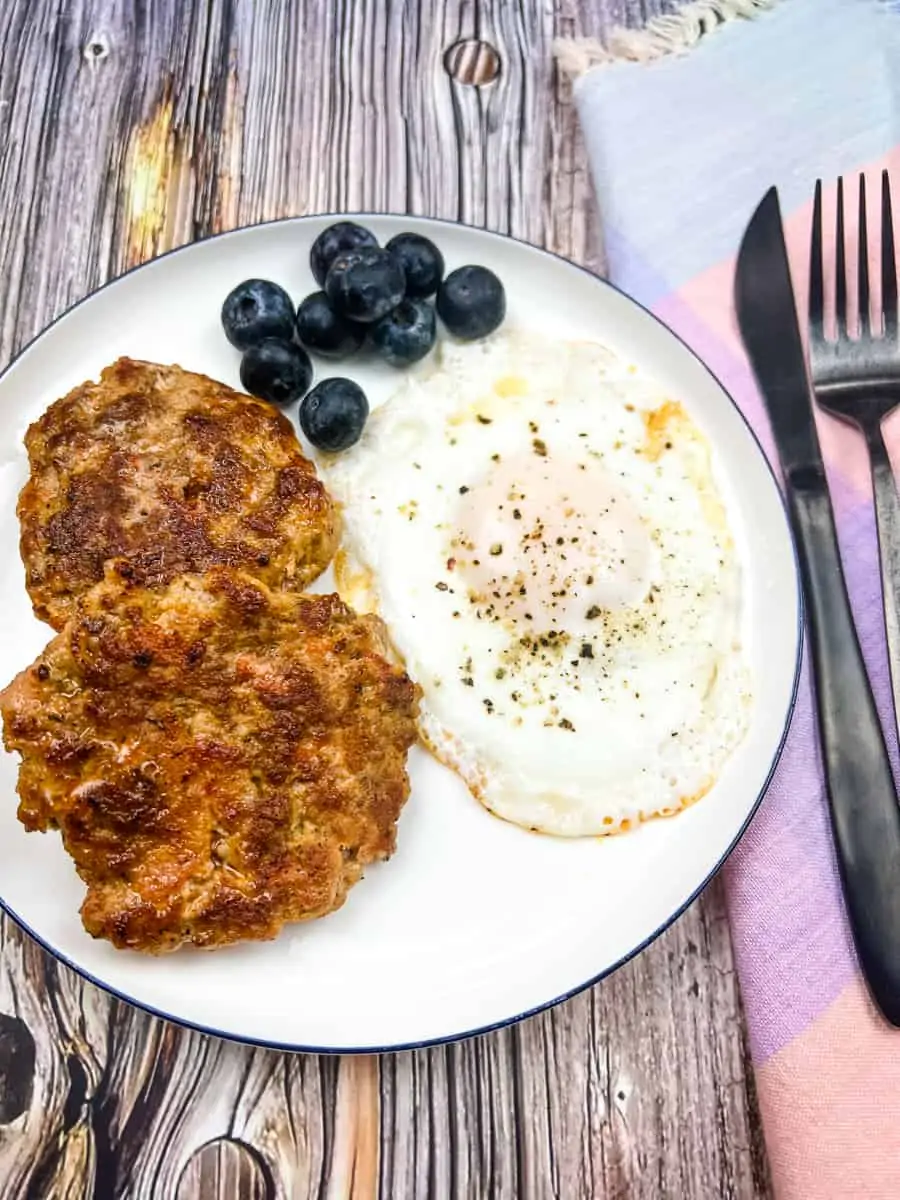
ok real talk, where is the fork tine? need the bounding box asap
[883,170,898,340]
[858,175,870,336]
[809,180,825,341]
[836,176,848,338]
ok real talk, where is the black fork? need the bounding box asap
[809,171,900,728]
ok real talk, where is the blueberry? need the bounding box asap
[296,291,366,360]
[436,266,506,341]
[310,221,378,287]
[299,378,369,452]
[240,339,313,406]
[386,233,445,299]
[221,279,296,350]
[325,246,406,324]
[371,298,437,367]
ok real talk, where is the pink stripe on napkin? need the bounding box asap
[756,980,900,1198]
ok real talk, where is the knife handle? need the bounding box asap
[790,468,900,1026]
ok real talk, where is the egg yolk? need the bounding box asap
[454,454,652,630]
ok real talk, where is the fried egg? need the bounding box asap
[319,331,752,837]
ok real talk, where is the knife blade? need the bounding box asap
[735,186,900,1028]
[735,187,824,480]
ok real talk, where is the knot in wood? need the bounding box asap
[444,39,501,86]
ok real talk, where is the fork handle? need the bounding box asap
[790,474,900,1026]
[866,419,900,736]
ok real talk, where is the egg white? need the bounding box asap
[319,331,752,837]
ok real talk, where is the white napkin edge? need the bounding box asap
[553,0,779,76]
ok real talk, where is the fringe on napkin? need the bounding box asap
[554,0,778,74]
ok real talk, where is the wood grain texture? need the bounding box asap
[0,1,771,1197]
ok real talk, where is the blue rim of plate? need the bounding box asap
[0,213,804,1055]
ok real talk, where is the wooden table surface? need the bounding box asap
[0,2,772,1197]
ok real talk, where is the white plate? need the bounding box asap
[0,217,801,1052]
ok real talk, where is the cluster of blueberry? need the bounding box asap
[220,220,506,453]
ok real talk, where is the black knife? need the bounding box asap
[736,186,900,1027]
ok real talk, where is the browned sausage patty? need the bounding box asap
[0,567,420,953]
[18,357,337,629]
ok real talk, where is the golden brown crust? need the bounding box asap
[18,358,338,629]
[0,568,420,953]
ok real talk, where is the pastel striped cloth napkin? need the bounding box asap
[560,1,900,1195]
